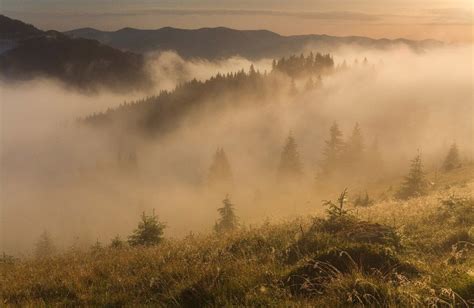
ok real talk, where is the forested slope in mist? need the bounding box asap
[0,15,153,93]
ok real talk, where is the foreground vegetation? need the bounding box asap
[1,166,473,306]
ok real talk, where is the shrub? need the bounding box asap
[437,229,472,252]
[438,195,474,227]
[323,188,353,219]
[286,244,418,296]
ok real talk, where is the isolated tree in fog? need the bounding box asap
[343,123,365,168]
[128,210,166,247]
[442,143,461,171]
[348,123,364,159]
[208,148,233,187]
[396,152,429,200]
[277,133,303,180]
[321,122,344,175]
[214,195,238,233]
[35,230,56,258]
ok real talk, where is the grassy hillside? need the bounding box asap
[1,166,473,306]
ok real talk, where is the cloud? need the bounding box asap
[3,8,381,22]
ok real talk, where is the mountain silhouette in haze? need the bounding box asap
[66,26,443,60]
[0,15,153,92]
[0,14,43,40]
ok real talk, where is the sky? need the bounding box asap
[1,0,473,42]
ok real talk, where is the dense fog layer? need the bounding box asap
[1,45,472,255]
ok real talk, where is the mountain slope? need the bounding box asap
[66,26,442,60]
[0,15,152,92]
[0,14,42,40]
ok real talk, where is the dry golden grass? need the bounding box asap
[1,166,473,306]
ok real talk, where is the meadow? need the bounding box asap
[1,165,473,307]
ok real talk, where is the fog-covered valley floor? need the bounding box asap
[1,45,472,255]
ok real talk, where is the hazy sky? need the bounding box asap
[2,0,473,42]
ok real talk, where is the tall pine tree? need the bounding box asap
[321,122,344,176]
[347,123,364,160]
[214,195,238,233]
[35,230,56,259]
[277,133,303,180]
[208,148,233,188]
[442,143,461,171]
[396,153,428,200]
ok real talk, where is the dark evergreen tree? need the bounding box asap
[442,143,461,171]
[128,210,165,247]
[321,122,344,175]
[35,230,55,258]
[277,133,303,180]
[396,153,429,200]
[208,148,233,188]
[342,123,365,171]
[346,123,364,158]
[249,64,257,76]
[214,195,238,233]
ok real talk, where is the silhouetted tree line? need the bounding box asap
[317,122,383,181]
[272,52,334,78]
[32,139,464,255]
[83,52,335,136]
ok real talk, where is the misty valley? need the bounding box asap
[0,13,473,307]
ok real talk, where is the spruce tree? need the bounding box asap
[277,133,303,180]
[214,195,238,233]
[349,123,364,158]
[128,210,166,247]
[208,148,233,188]
[442,143,461,171]
[396,153,428,200]
[343,123,365,166]
[35,230,55,258]
[321,122,344,175]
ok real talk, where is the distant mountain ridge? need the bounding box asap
[66,26,443,60]
[0,14,42,40]
[0,15,153,92]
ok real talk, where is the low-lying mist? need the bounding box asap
[1,45,472,255]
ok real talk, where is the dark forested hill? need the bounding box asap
[0,14,42,40]
[66,26,442,60]
[84,53,334,136]
[0,15,152,92]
